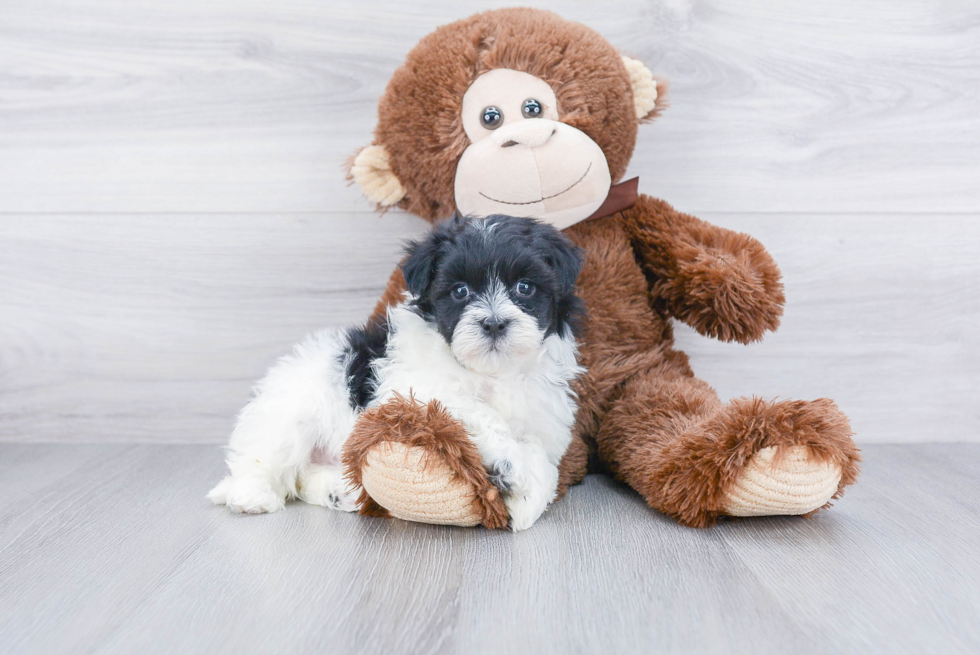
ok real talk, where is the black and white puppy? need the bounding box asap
[209,215,585,531]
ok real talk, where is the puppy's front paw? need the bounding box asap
[296,464,360,512]
[498,446,559,532]
[214,476,286,514]
[487,456,545,531]
[504,491,550,532]
[488,458,522,493]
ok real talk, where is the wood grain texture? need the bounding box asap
[0,443,977,654]
[2,213,977,444]
[1,1,977,444]
[0,0,978,214]
[0,212,430,443]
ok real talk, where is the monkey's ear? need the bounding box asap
[349,144,407,207]
[621,56,666,122]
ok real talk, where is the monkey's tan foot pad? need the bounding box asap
[722,445,842,517]
[361,442,494,527]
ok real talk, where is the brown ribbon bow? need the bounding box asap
[585,176,639,221]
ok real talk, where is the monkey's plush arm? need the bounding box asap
[367,266,408,325]
[620,194,785,344]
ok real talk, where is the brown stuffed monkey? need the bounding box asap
[341,8,860,529]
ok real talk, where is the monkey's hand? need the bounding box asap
[621,195,785,344]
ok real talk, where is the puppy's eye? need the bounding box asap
[515,280,535,297]
[522,98,543,118]
[481,106,503,130]
[451,283,470,300]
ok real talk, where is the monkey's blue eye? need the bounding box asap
[481,106,502,129]
[451,284,469,300]
[522,98,543,118]
[515,280,535,297]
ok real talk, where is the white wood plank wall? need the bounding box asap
[1,0,978,444]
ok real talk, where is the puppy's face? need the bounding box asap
[402,215,583,373]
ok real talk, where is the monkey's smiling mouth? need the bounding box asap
[478,163,592,206]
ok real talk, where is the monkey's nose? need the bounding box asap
[480,317,511,338]
[490,120,558,149]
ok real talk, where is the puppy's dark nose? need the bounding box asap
[480,317,510,338]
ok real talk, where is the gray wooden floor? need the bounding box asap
[0,443,977,654]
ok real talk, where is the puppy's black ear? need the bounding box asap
[400,215,464,298]
[401,236,441,299]
[536,228,583,295]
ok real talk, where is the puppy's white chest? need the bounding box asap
[474,375,523,421]
[475,369,564,440]
[374,306,580,464]
[476,379,495,404]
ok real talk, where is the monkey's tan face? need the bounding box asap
[454,69,612,229]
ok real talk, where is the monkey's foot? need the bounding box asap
[361,442,487,526]
[722,445,842,516]
[343,395,509,529]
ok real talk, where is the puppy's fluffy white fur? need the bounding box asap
[210,216,583,531]
[207,328,361,515]
[373,301,581,529]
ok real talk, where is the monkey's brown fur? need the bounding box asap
[343,395,509,529]
[343,8,860,528]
